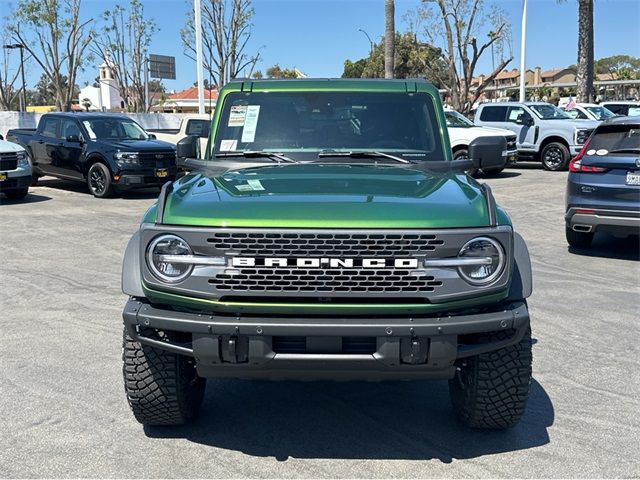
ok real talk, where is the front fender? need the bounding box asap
[122,230,144,297]
[507,232,533,300]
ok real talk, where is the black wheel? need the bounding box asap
[87,162,113,198]
[3,187,29,200]
[30,174,41,186]
[566,226,594,248]
[449,326,532,429]
[482,167,504,177]
[540,142,570,171]
[455,148,479,177]
[123,328,205,426]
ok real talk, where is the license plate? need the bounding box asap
[155,168,168,178]
[0,172,7,182]
[626,172,640,185]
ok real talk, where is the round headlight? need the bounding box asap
[146,234,193,283]
[457,237,505,285]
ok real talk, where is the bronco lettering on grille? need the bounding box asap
[231,257,419,268]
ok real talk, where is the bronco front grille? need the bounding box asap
[209,267,443,293]
[206,232,446,257]
[0,153,18,171]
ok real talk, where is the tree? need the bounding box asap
[264,64,299,79]
[7,0,94,111]
[342,33,447,87]
[30,72,78,106]
[576,0,594,102]
[92,0,157,112]
[595,55,640,80]
[406,0,512,113]
[181,0,261,88]
[385,0,395,78]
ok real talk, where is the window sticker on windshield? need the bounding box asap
[241,105,261,143]
[220,139,237,151]
[236,184,254,191]
[228,105,247,127]
[83,121,97,140]
[247,179,265,191]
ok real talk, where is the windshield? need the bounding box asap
[585,106,615,120]
[213,91,445,162]
[529,104,571,120]
[445,110,474,127]
[82,118,149,140]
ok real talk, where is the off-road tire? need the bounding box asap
[30,174,40,186]
[123,328,206,426]
[87,162,114,198]
[449,326,532,429]
[540,142,570,171]
[3,187,29,200]
[566,226,594,248]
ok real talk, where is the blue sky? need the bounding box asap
[2,0,639,92]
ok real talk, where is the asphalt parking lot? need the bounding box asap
[1,165,639,478]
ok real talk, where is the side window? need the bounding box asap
[479,106,507,122]
[605,104,624,115]
[627,107,640,117]
[186,119,211,137]
[60,119,81,140]
[40,117,59,138]
[507,106,532,122]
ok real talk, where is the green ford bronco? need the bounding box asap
[121,79,533,429]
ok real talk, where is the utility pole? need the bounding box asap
[194,0,205,114]
[144,58,149,112]
[2,43,26,111]
[519,0,528,102]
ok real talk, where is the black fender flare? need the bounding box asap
[507,232,533,300]
[122,230,145,297]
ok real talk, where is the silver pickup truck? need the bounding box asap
[474,102,599,171]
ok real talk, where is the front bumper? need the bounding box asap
[565,207,640,236]
[0,171,31,192]
[123,298,530,381]
[115,169,176,189]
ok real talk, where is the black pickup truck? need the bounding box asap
[7,113,177,197]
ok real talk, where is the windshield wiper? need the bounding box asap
[317,150,411,164]
[215,151,297,163]
[608,148,640,154]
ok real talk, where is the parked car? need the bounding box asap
[474,102,599,171]
[560,103,616,121]
[121,78,534,430]
[444,109,517,175]
[6,113,177,198]
[599,101,640,117]
[147,114,211,159]
[0,139,32,200]
[565,116,640,248]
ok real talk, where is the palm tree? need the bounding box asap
[384,0,395,79]
[576,0,594,102]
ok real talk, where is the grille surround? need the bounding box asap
[140,226,514,301]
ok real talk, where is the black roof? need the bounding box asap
[601,115,640,126]
[44,112,132,121]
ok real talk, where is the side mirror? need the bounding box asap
[516,114,534,126]
[176,135,200,160]
[66,134,81,143]
[148,133,157,139]
[468,136,507,171]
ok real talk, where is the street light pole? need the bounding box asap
[2,43,26,112]
[519,0,528,102]
[357,28,374,56]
